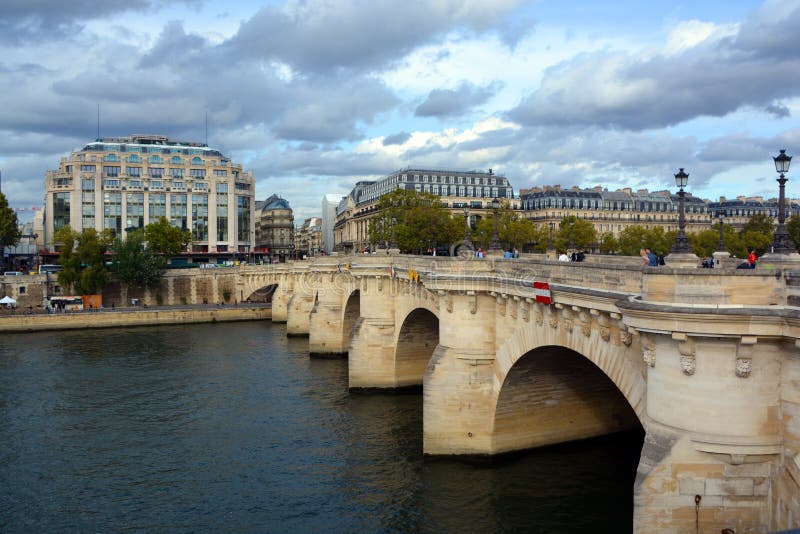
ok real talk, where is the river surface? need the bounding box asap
[0,322,643,533]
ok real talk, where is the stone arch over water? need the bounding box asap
[341,289,360,352]
[394,308,439,387]
[493,344,642,454]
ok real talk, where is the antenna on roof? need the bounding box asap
[96,104,100,141]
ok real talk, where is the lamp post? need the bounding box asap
[716,211,726,252]
[460,205,473,256]
[489,197,502,253]
[568,219,575,250]
[670,168,692,253]
[769,149,794,254]
[389,216,398,251]
[548,222,555,251]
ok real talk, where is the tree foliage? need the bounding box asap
[0,192,21,267]
[367,189,461,253]
[787,216,800,250]
[615,226,674,256]
[472,201,536,250]
[54,226,113,295]
[552,216,597,252]
[144,216,191,258]
[112,230,166,289]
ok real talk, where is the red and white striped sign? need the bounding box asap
[533,281,551,305]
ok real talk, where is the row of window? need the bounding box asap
[67,164,236,177]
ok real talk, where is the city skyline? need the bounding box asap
[0,0,798,223]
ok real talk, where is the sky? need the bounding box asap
[0,0,799,223]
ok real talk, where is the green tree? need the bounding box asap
[54,226,113,294]
[527,223,552,253]
[787,216,800,250]
[368,189,461,253]
[741,214,774,237]
[0,192,21,269]
[616,226,673,256]
[144,216,191,258]
[553,216,597,251]
[689,228,721,258]
[599,232,618,254]
[112,230,166,289]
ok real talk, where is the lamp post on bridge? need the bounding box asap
[547,221,555,259]
[761,149,799,265]
[459,205,474,257]
[488,197,503,256]
[712,210,730,268]
[665,167,699,267]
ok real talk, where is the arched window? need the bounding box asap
[149,155,163,164]
[191,156,203,165]
[171,156,183,164]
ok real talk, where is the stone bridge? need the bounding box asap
[235,255,800,533]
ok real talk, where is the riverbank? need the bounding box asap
[0,303,271,333]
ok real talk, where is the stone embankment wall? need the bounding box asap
[0,305,270,333]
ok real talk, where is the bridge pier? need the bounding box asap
[424,292,497,454]
[286,273,317,336]
[309,273,356,356]
[349,277,398,388]
[271,280,290,323]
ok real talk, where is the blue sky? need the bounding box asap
[0,0,798,223]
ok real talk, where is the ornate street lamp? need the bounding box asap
[770,149,794,254]
[390,216,398,250]
[670,168,692,253]
[462,205,473,254]
[716,211,726,252]
[489,197,502,252]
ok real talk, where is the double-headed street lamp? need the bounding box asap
[670,168,692,253]
[770,149,794,254]
[489,197,502,253]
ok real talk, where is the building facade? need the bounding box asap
[44,134,256,255]
[295,217,322,258]
[321,194,339,255]
[255,194,294,262]
[333,168,516,253]
[520,185,711,238]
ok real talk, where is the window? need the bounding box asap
[216,183,228,194]
[149,193,166,219]
[129,180,142,188]
[103,166,121,176]
[235,182,250,191]
[80,164,96,172]
[127,167,142,177]
[170,168,184,178]
[171,156,183,164]
[193,182,208,191]
[103,154,120,162]
[126,154,142,163]
[104,192,122,235]
[53,192,71,230]
[172,181,185,191]
[170,194,187,230]
[237,196,250,241]
[126,193,144,230]
[189,168,206,178]
[149,155,163,164]
[103,179,121,188]
[150,181,163,189]
[214,169,227,177]
[192,194,209,241]
[149,167,164,177]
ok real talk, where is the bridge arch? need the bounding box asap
[341,289,360,351]
[491,322,646,454]
[394,307,439,387]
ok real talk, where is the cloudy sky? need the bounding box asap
[1,0,799,223]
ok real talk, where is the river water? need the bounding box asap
[0,322,643,532]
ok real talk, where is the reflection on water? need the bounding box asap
[0,323,642,532]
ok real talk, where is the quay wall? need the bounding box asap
[0,305,271,333]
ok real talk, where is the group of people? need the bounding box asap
[558,250,586,262]
[639,248,665,267]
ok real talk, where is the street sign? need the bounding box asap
[533,281,551,304]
